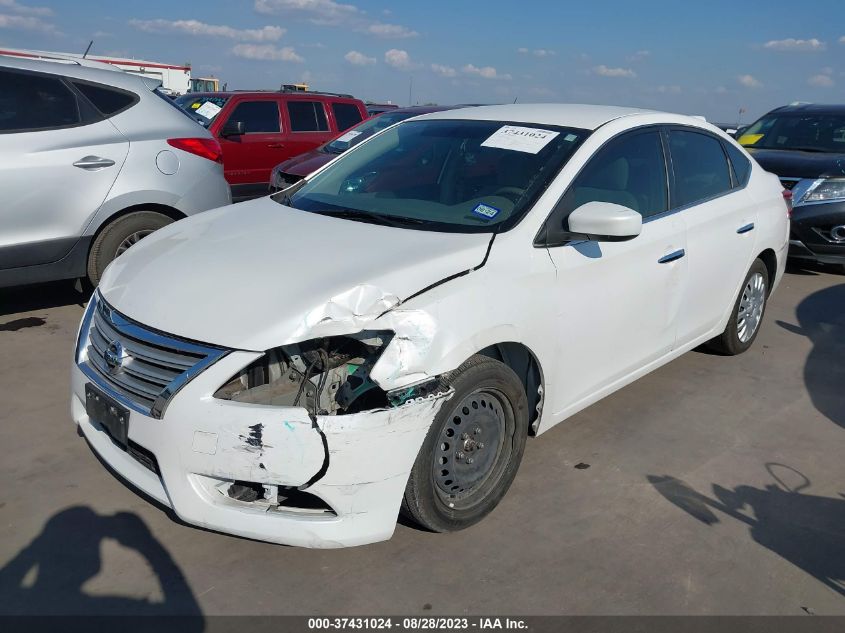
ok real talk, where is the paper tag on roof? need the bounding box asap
[481,125,559,154]
[195,101,222,119]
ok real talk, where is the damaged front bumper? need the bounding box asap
[70,352,451,548]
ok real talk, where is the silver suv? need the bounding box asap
[0,56,231,288]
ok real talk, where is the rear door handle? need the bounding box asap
[267,143,285,148]
[73,156,115,170]
[658,249,685,264]
[737,223,755,234]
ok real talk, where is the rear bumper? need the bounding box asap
[71,354,450,548]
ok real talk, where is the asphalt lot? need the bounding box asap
[0,264,843,617]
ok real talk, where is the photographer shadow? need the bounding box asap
[0,505,203,625]
[648,466,845,598]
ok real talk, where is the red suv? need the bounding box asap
[175,90,368,201]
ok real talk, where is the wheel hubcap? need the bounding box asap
[737,272,766,343]
[115,229,154,257]
[434,390,507,502]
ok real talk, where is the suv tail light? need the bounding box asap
[782,189,793,219]
[167,137,223,164]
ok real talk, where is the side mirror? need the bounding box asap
[733,125,748,139]
[221,120,245,137]
[567,201,642,242]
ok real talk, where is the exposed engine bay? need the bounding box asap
[214,332,444,419]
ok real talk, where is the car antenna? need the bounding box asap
[82,40,93,59]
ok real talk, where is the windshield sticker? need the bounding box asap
[564,133,579,142]
[334,130,362,144]
[737,133,763,146]
[472,203,501,219]
[481,125,560,154]
[191,102,201,109]
[195,101,222,119]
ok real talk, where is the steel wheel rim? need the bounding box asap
[115,229,154,257]
[433,388,514,509]
[737,272,766,343]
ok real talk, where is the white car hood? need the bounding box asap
[98,199,492,351]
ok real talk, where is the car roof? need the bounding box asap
[380,105,464,115]
[420,103,664,131]
[187,91,362,102]
[1,54,159,92]
[769,103,845,116]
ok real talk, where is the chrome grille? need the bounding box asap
[77,294,228,418]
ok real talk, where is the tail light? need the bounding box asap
[782,189,793,219]
[167,137,223,164]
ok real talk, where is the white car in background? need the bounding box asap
[0,55,230,288]
[71,104,789,547]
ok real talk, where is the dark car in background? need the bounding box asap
[365,103,399,116]
[270,105,465,192]
[738,104,845,273]
[175,90,368,202]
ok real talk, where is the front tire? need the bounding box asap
[87,211,174,286]
[708,258,769,355]
[401,355,529,533]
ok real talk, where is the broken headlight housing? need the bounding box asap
[214,332,393,417]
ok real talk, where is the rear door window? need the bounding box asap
[72,81,137,117]
[331,102,363,131]
[0,69,81,132]
[227,100,281,133]
[724,142,751,187]
[287,101,330,132]
[668,130,732,208]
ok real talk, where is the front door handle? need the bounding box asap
[658,249,685,264]
[73,156,116,170]
[737,223,755,234]
[267,143,285,149]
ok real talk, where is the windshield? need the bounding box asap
[739,113,845,153]
[324,110,419,154]
[279,119,589,233]
[174,95,230,127]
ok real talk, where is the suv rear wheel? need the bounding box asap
[87,211,174,286]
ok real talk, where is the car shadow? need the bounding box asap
[0,506,204,623]
[0,280,91,317]
[776,282,845,430]
[648,466,845,598]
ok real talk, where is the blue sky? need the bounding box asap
[1,0,843,123]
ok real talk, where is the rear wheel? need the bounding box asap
[708,259,769,355]
[87,211,174,286]
[401,355,529,533]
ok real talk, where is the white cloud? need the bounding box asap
[517,47,555,57]
[763,38,826,51]
[366,22,417,38]
[839,35,845,44]
[656,85,681,94]
[255,0,417,37]
[808,74,834,87]
[430,63,456,77]
[232,43,304,62]
[593,65,636,78]
[254,0,358,25]
[384,48,414,70]
[0,12,54,31]
[715,86,729,94]
[130,19,285,42]
[0,0,51,16]
[737,74,762,88]
[628,50,650,62]
[462,64,511,80]
[344,50,375,66]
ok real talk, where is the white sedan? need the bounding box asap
[71,104,789,547]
